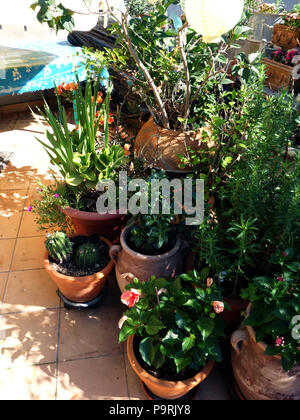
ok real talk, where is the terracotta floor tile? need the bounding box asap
[59,304,123,362]
[0,273,8,305]
[57,354,128,400]
[0,239,16,272]
[0,309,59,368]
[124,354,146,400]
[0,364,57,400]
[2,269,60,314]
[0,169,31,191]
[0,190,28,239]
[11,236,45,271]
[18,190,42,238]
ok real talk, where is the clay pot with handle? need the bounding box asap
[231,304,300,400]
[109,227,187,293]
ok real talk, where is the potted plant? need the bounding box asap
[231,260,300,400]
[32,74,130,240]
[273,5,300,49]
[118,271,225,399]
[44,231,114,304]
[186,74,299,329]
[109,171,188,292]
[32,0,257,173]
[262,47,300,92]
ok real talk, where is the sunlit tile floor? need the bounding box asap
[0,110,231,400]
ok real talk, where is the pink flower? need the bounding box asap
[213,301,224,314]
[121,289,141,308]
[282,251,288,258]
[27,205,33,212]
[275,336,285,347]
[54,194,59,199]
[277,276,284,282]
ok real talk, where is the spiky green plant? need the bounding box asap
[45,232,72,263]
[75,243,100,269]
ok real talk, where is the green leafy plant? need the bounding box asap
[32,74,127,189]
[241,254,300,371]
[119,272,225,376]
[191,76,300,298]
[75,243,100,269]
[30,179,73,233]
[45,231,72,262]
[126,171,183,255]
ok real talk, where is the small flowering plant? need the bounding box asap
[119,270,226,376]
[241,250,300,371]
[271,48,285,63]
[55,81,78,103]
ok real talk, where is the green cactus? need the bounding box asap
[45,232,72,263]
[75,243,100,269]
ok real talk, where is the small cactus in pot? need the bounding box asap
[75,243,100,269]
[45,232,72,263]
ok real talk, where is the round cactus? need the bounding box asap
[45,232,72,263]
[75,243,100,269]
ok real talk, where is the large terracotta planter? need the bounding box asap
[231,304,300,400]
[134,117,214,173]
[262,58,292,91]
[273,24,300,50]
[110,227,187,293]
[127,335,214,400]
[44,236,114,303]
[62,206,126,242]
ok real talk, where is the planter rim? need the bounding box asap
[262,57,293,71]
[62,206,125,221]
[127,335,214,388]
[244,303,281,360]
[43,235,114,282]
[120,226,182,261]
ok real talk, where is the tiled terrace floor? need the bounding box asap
[0,110,231,400]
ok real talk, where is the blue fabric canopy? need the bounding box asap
[0,39,107,96]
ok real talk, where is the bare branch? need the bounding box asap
[178,22,190,129]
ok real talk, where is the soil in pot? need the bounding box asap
[133,335,200,382]
[126,234,177,257]
[49,235,110,277]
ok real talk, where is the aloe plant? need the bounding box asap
[32,74,127,188]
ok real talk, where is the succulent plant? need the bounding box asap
[75,243,100,269]
[45,232,72,263]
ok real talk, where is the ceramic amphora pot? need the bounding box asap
[109,227,187,293]
[231,304,300,400]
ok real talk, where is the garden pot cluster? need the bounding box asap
[30,0,300,401]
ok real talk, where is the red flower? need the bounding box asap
[97,92,103,104]
[213,301,224,314]
[121,289,141,308]
[108,114,114,124]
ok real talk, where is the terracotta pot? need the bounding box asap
[185,251,248,329]
[62,206,126,242]
[273,24,300,50]
[110,227,187,293]
[134,117,214,173]
[127,335,214,400]
[231,304,300,400]
[44,236,114,303]
[262,58,292,91]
